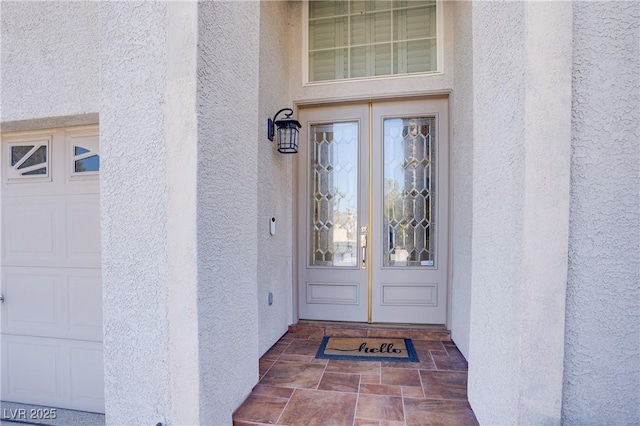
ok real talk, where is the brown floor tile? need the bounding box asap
[278,354,316,363]
[252,384,294,399]
[285,340,322,356]
[355,420,405,426]
[402,386,425,399]
[318,372,360,392]
[356,394,404,422]
[381,368,421,387]
[432,354,468,371]
[262,342,291,361]
[278,389,357,426]
[404,398,478,426]
[326,360,381,375]
[235,329,478,426]
[326,327,368,337]
[444,345,465,358]
[429,350,448,358]
[420,371,468,400]
[366,329,410,339]
[260,361,325,389]
[381,358,436,370]
[233,420,267,426]
[233,394,288,424]
[285,333,314,339]
[359,383,402,396]
[259,359,274,376]
[354,419,379,426]
[287,326,325,335]
[412,340,447,351]
[360,374,381,384]
[408,332,451,341]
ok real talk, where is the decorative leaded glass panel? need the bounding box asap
[383,117,435,267]
[310,122,358,267]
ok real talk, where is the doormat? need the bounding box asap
[316,336,419,362]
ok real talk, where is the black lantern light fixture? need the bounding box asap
[267,108,301,154]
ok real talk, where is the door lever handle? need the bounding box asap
[360,234,367,269]
[0,294,4,303]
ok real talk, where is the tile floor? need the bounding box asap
[233,325,478,426]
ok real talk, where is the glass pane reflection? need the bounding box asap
[75,155,100,173]
[383,117,435,267]
[310,122,358,267]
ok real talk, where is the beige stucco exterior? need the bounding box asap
[1,1,638,425]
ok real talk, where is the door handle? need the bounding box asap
[360,234,367,269]
[0,294,4,303]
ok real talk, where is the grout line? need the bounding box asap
[352,374,362,426]
[273,389,295,426]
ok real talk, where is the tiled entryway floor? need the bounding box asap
[233,323,478,426]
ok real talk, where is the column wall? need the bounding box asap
[467,2,573,424]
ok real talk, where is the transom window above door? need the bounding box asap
[307,0,439,82]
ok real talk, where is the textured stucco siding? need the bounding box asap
[468,2,572,424]
[449,0,473,360]
[468,4,526,422]
[165,3,201,424]
[0,1,98,122]
[197,2,261,421]
[257,1,295,356]
[100,3,172,424]
[563,2,640,424]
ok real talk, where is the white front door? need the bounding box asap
[297,98,449,324]
[0,126,104,413]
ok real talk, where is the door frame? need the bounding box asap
[291,93,453,327]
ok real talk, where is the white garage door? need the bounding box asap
[0,126,104,413]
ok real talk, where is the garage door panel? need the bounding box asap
[70,346,105,406]
[2,267,102,342]
[68,272,103,340]
[2,271,63,335]
[2,201,58,265]
[66,196,101,267]
[1,335,104,413]
[1,125,103,413]
[3,338,64,400]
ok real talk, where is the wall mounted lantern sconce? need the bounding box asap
[267,108,301,154]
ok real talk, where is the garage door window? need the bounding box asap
[73,146,99,173]
[69,133,100,177]
[8,139,50,180]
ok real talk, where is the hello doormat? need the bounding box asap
[316,336,419,362]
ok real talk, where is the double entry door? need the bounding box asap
[297,98,449,324]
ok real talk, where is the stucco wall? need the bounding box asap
[197,1,261,421]
[256,1,295,357]
[100,3,173,424]
[449,0,473,360]
[0,1,98,122]
[467,2,572,424]
[101,2,262,423]
[563,2,640,424]
[468,4,526,422]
